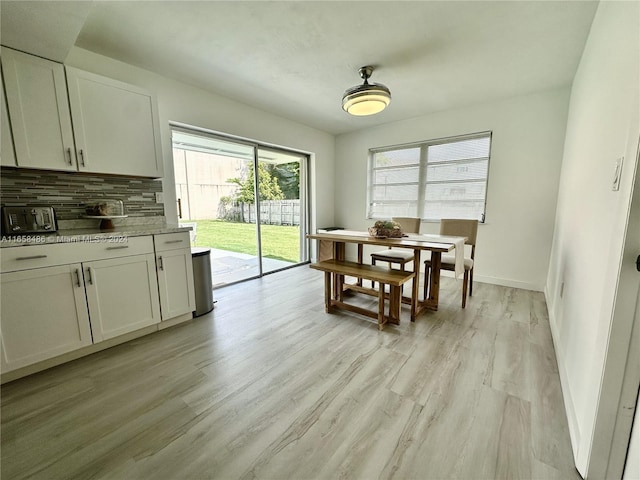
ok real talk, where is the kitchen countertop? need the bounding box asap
[0,225,192,248]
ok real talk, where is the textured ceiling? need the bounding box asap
[1,1,599,135]
[0,1,93,62]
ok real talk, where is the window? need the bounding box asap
[367,132,491,222]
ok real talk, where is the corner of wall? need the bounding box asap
[544,283,583,472]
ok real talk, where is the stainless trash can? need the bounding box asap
[192,247,214,316]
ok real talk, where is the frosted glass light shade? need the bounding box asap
[342,67,391,116]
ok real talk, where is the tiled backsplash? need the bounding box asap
[0,168,165,221]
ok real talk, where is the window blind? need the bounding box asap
[368,132,491,221]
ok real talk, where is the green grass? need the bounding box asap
[191,219,300,263]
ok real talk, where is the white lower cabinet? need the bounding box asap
[0,264,92,372]
[0,232,194,377]
[84,254,161,342]
[155,234,196,320]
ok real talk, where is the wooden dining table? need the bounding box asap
[307,230,466,321]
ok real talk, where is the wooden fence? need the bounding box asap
[223,200,300,226]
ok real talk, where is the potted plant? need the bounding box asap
[368,220,403,238]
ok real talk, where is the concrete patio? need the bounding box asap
[208,247,296,287]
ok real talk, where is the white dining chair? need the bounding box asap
[424,219,478,308]
[370,217,420,288]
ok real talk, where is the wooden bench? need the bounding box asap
[309,259,415,330]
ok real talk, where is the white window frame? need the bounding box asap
[367,131,492,222]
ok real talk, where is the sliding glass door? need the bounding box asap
[257,147,306,274]
[172,128,309,286]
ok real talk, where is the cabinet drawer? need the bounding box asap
[1,244,72,272]
[1,236,154,272]
[154,232,191,252]
[82,235,154,261]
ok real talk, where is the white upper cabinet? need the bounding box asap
[1,48,76,171]
[1,48,163,177]
[66,67,163,178]
[1,68,16,167]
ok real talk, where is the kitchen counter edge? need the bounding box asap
[0,226,192,248]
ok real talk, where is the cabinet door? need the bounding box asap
[157,248,196,320]
[66,67,163,178]
[0,264,92,373]
[1,48,76,171]
[1,68,16,166]
[84,254,161,342]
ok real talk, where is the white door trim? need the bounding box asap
[587,134,640,479]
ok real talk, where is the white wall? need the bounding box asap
[173,149,243,220]
[624,400,640,479]
[335,88,570,290]
[545,1,640,476]
[65,47,335,234]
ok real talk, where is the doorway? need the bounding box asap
[171,127,309,287]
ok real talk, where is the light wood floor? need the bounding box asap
[1,266,580,480]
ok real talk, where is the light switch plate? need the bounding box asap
[612,157,623,191]
[155,192,164,203]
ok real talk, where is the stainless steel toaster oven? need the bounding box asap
[1,206,58,235]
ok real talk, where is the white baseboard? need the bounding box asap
[470,273,544,292]
[544,287,583,474]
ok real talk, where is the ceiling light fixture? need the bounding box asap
[342,66,391,116]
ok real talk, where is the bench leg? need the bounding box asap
[338,274,345,302]
[324,271,332,313]
[371,258,377,288]
[389,285,402,325]
[378,282,386,330]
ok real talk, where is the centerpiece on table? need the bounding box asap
[368,220,403,238]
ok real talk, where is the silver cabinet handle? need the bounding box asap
[75,269,81,287]
[158,256,164,270]
[164,240,183,244]
[66,147,73,165]
[16,255,47,261]
[79,149,85,167]
[106,246,129,250]
[86,267,93,285]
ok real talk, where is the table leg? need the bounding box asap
[324,271,332,313]
[333,242,346,299]
[378,282,385,330]
[411,248,421,322]
[428,251,442,308]
[319,239,334,261]
[357,244,363,286]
